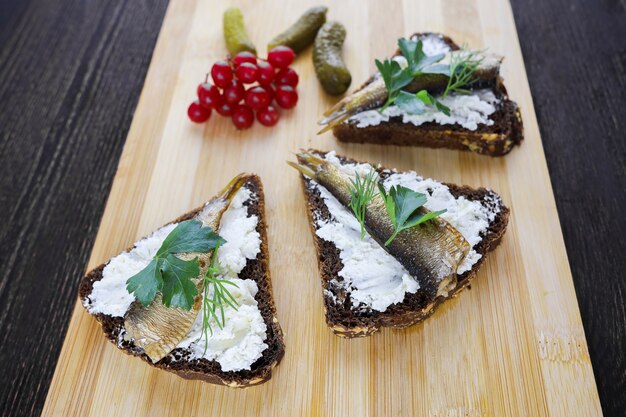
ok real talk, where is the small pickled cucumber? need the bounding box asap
[313,21,351,96]
[268,6,327,53]
[223,7,256,56]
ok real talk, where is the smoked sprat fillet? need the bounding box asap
[124,175,247,364]
[293,150,510,337]
[326,32,524,156]
[291,150,470,299]
[79,174,285,387]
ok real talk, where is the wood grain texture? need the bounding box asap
[0,1,169,416]
[0,0,623,416]
[509,0,626,414]
[34,0,603,415]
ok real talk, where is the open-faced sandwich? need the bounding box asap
[80,174,284,387]
[319,33,523,156]
[290,150,509,337]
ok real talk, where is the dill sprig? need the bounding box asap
[441,48,483,98]
[346,169,379,239]
[200,242,239,354]
[343,166,446,245]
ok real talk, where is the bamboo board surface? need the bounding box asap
[41,0,602,415]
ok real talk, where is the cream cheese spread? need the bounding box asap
[314,152,500,311]
[312,181,420,312]
[347,34,499,131]
[348,89,499,131]
[85,186,267,372]
[382,172,500,275]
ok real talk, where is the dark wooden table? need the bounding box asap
[0,0,624,416]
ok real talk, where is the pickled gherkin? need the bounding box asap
[268,6,328,53]
[223,7,257,56]
[313,21,351,95]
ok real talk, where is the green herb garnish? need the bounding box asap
[441,48,482,98]
[375,58,414,113]
[415,90,452,116]
[376,38,482,116]
[395,90,427,114]
[126,219,225,310]
[200,242,239,354]
[346,169,379,239]
[398,38,448,76]
[378,184,446,246]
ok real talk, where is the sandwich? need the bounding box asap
[319,33,523,156]
[290,150,509,337]
[79,174,285,386]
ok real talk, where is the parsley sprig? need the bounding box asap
[346,170,379,239]
[376,38,483,116]
[345,166,446,244]
[378,184,446,245]
[200,242,239,354]
[375,58,414,113]
[126,219,225,310]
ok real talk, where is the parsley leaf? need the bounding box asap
[375,59,413,93]
[416,90,451,116]
[394,90,450,116]
[160,254,200,309]
[398,38,446,75]
[377,184,446,245]
[126,259,163,308]
[395,91,426,114]
[157,220,224,257]
[375,58,413,112]
[422,63,451,75]
[375,38,483,116]
[398,38,425,73]
[389,186,428,227]
[404,209,447,229]
[126,219,225,309]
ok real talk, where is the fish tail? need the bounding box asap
[286,161,316,179]
[297,149,326,167]
[319,78,386,132]
[322,97,349,117]
[216,172,252,201]
[317,112,351,134]
[288,150,330,179]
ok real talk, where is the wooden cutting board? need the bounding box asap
[41,0,602,415]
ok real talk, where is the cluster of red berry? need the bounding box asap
[188,46,299,129]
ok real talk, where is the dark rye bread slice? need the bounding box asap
[79,175,285,387]
[299,151,509,337]
[333,32,524,156]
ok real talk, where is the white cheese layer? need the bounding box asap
[85,186,267,372]
[317,152,499,311]
[348,89,499,131]
[312,152,418,312]
[348,34,499,131]
[176,278,267,372]
[87,223,176,317]
[417,33,452,56]
[178,187,267,372]
[312,181,419,312]
[382,172,500,274]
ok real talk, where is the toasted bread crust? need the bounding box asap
[299,150,509,338]
[333,97,523,156]
[332,32,524,156]
[79,175,285,387]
